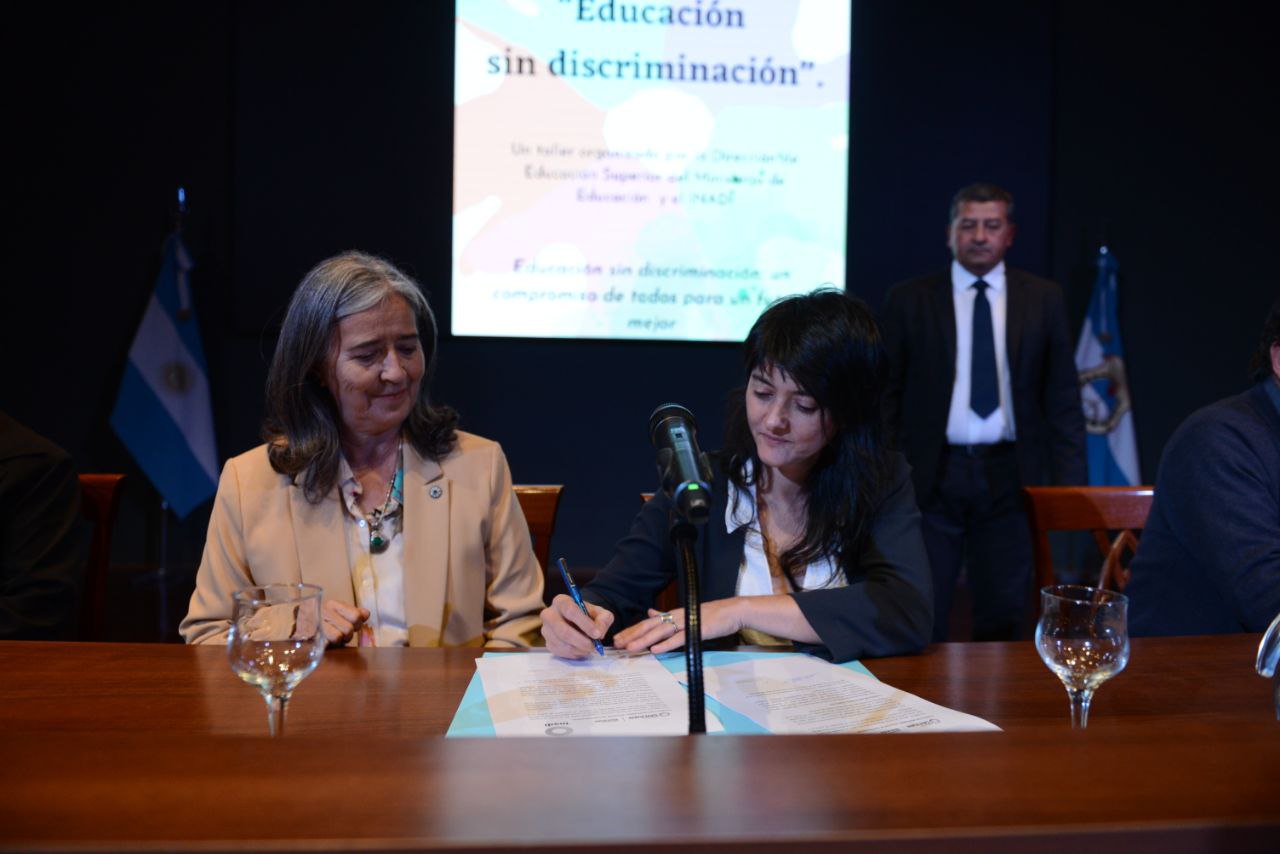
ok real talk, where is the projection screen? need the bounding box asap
[453,0,851,341]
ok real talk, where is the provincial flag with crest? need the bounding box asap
[1075,246,1140,485]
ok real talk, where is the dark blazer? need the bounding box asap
[1127,382,1280,636]
[881,268,1086,499]
[0,412,84,639]
[582,453,934,663]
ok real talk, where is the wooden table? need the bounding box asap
[1,636,1276,852]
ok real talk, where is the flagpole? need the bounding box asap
[157,499,171,637]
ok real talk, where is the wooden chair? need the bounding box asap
[1021,486,1155,592]
[78,473,126,641]
[514,485,563,577]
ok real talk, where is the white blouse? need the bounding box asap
[727,465,848,597]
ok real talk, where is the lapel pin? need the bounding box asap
[429,485,443,499]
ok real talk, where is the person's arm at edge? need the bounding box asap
[180,458,252,645]
[1158,414,1280,631]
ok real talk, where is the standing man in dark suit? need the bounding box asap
[881,183,1085,641]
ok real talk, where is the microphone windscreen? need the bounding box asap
[649,403,697,447]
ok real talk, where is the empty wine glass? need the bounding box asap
[228,583,326,736]
[1035,584,1129,729]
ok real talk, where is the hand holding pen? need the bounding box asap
[541,557,614,659]
[557,557,606,656]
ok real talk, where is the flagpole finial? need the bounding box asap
[174,186,187,234]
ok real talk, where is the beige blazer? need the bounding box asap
[180,431,545,647]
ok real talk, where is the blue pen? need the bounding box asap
[557,557,605,656]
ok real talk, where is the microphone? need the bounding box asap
[648,404,714,524]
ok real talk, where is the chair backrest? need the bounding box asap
[1021,486,1154,592]
[78,473,125,641]
[514,485,563,577]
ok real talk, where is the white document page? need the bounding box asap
[688,655,1000,734]
[475,651,722,736]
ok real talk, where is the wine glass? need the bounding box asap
[228,583,326,736]
[1035,584,1129,729]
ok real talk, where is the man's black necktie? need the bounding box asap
[970,280,999,418]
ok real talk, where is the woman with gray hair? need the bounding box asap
[181,252,544,647]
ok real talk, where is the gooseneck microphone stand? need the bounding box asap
[649,404,713,735]
[669,509,706,733]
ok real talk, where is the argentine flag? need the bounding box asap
[1074,246,1140,486]
[110,233,218,518]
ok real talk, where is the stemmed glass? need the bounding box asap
[1035,584,1129,729]
[228,583,326,736]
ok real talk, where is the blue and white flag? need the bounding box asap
[1074,246,1140,485]
[110,233,218,518]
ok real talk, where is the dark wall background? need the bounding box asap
[1050,2,1276,468]
[3,2,1274,591]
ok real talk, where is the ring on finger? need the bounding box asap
[658,612,676,627]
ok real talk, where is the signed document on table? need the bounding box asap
[475,651,724,736]
[682,655,1000,734]
[471,651,997,736]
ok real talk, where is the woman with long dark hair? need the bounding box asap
[182,251,544,647]
[542,289,932,662]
